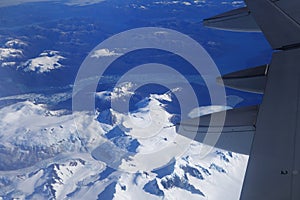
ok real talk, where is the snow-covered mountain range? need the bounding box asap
[0,0,258,198]
[0,86,248,199]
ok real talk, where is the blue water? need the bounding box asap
[0,0,271,110]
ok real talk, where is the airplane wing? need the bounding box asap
[177,1,300,199]
[176,106,258,155]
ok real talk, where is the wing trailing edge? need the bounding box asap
[176,106,258,154]
[217,65,268,94]
[204,1,300,49]
[200,1,300,199]
[244,0,300,49]
[203,7,260,32]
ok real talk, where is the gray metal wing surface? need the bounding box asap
[177,0,300,199]
[242,1,300,199]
